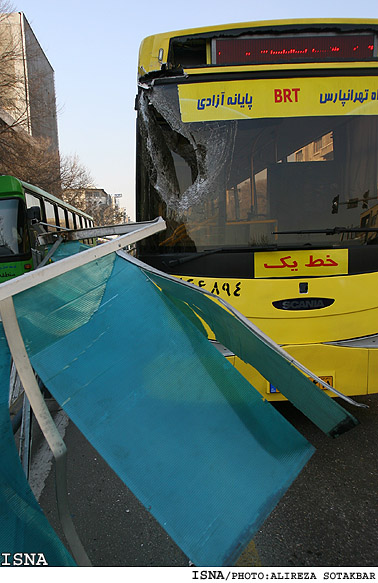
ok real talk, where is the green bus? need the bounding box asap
[0,175,94,282]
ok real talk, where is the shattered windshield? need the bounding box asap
[0,198,29,256]
[136,83,378,251]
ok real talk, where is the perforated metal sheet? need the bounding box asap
[11,253,317,565]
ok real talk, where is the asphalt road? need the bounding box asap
[254,393,378,568]
[36,393,378,568]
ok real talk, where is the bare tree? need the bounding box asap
[61,156,126,225]
[0,125,61,191]
[60,153,94,193]
[85,197,125,226]
[60,154,95,213]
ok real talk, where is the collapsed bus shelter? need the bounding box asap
[0,219,360,567]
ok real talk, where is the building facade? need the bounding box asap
[0,12,59,149]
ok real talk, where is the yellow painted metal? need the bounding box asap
[367,349,378,394]
[254,249,348,278]
[284,344,369,397]
[178,271,378,345]
[232,343,369,400]
[179,78,378,123]
[176,270,378,399]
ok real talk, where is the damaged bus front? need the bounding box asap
[135,20,378,400]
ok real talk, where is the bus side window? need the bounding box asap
[82,217,89,243]
[57,206,66,230]
[44,200,57,230]
[67,211,75,230]
[39,199,47,223]
[25,193,42,217]
[83,217,94,245]
[88,219,95,245]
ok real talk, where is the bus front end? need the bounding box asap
[136,19,378,400]
[0,175,33,282]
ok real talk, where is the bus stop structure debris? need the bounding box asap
[0,223,360,566]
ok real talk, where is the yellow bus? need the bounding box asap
[135,19,378,400]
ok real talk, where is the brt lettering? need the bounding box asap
[274,88,300,103]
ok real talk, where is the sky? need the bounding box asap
[14,0,378,219]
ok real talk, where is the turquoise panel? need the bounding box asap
[49,240,91,261]
[142,265,358,437]
[13,254,314,566]
[0,326,75,566]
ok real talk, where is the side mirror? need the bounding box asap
[27,206,41,223]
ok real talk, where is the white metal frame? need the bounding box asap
[0,217,166,566]
[0,217,165,301]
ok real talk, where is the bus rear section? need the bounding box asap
[135,19,378,399]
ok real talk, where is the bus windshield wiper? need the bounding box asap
[274,227,378,235]
[165,245,278,267]
[164,247,233,267]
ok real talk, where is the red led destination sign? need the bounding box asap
[214,35,376,65]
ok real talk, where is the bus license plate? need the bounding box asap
[269,375,333,393]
